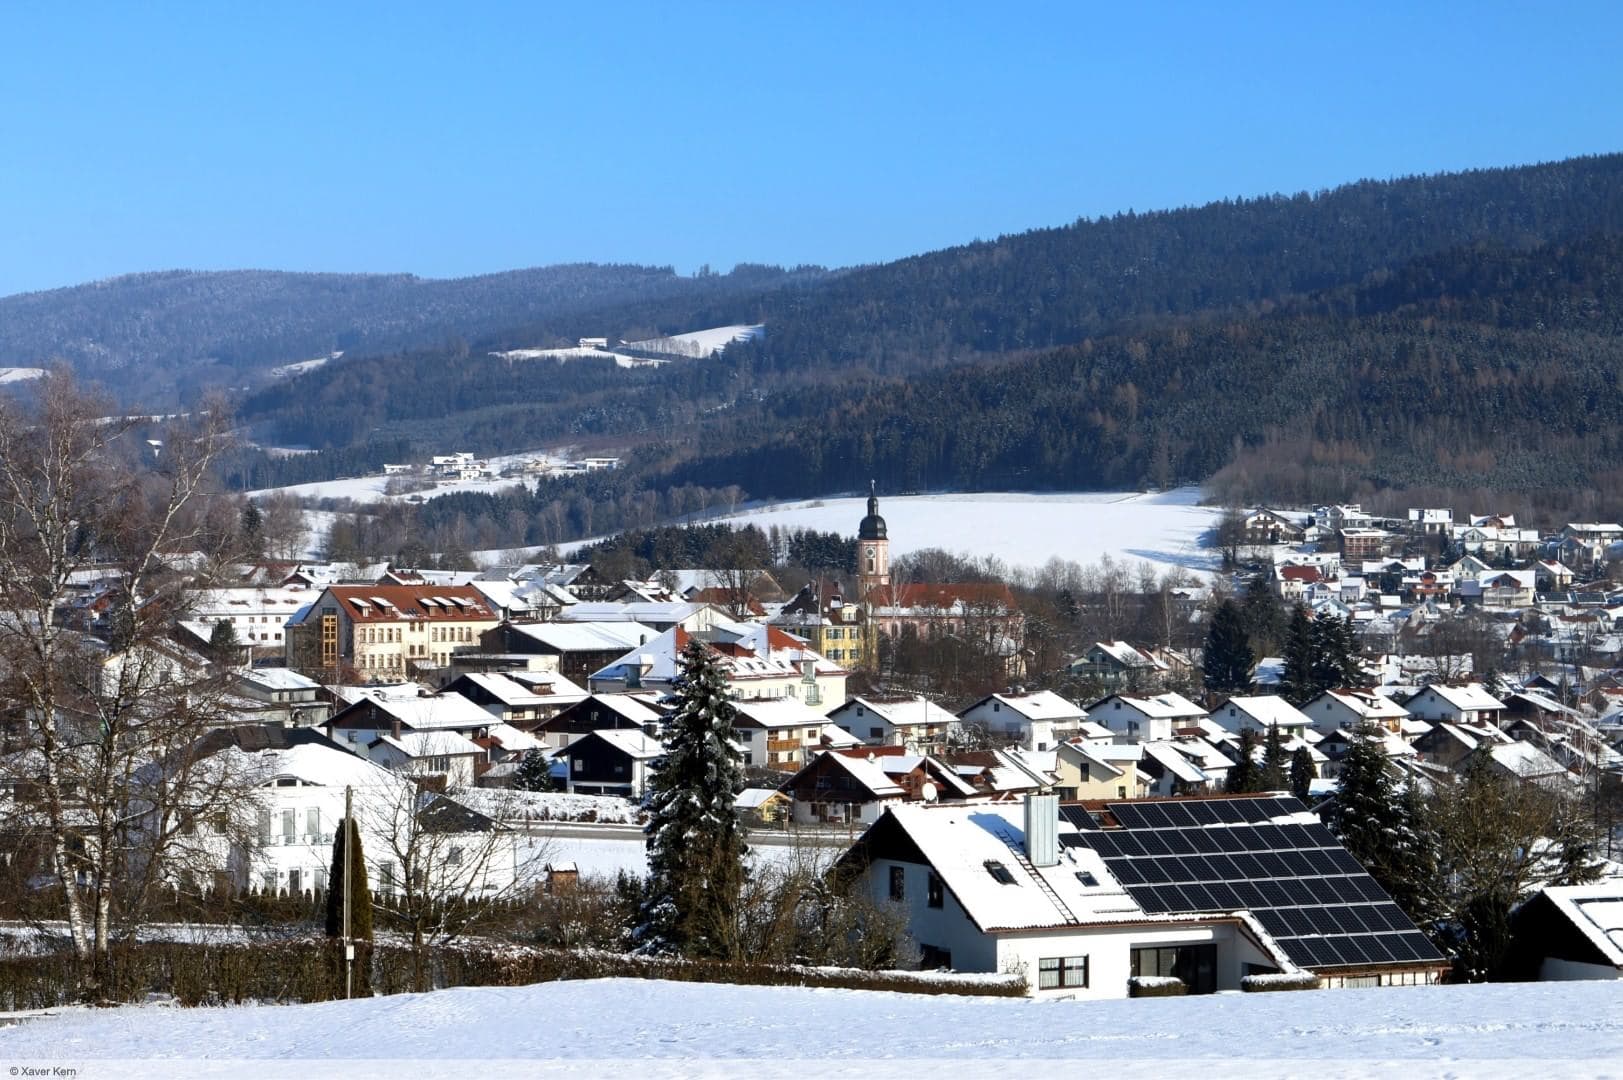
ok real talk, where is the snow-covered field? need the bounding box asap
[248,474,526,504]
[491,345,668,368]
[566,488,1224,578]
[0,366,45,383]
[4,977,1619,1078]
[625,324,764,357]
[540,832,839,880]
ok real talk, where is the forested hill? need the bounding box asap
[388,229,1623,555]
[711,153,1623,378]
[0,263,823,405]
[651,231,1623,510]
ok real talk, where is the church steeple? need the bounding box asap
[857,480,890,592]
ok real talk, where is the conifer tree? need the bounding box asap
[1239,574,1286,657]
[324,816,374,941]
[1226,728,1259,793]
[1288,744,1315,801]
[1323,723,1394,872]
[514,748,556,792]
[1260,724,1287,791]
[1203,600,1255,695]
[633,638,749,958]
[1310,615,1362,694]
[1277,606,1317,704]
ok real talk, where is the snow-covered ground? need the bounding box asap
[563,488,1223,578]
[491,345,668,369]
[248,475,526,504]
[4,977,1619,1078]
[0,366,45,383]
[625,324,764,357]
[540,832,839,880]
[269,352,341,378]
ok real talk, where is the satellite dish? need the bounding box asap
[921,781,938,802]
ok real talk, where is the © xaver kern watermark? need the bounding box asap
[10,1067,78,1078]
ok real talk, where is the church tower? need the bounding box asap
[857,480,890,594]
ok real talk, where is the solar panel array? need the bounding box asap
[1060,796,1446,970]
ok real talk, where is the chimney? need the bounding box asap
[1024,792,1059,868]
[391,717,402,740]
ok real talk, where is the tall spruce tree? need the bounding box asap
[1310,615,1362,693]
[1203,600,1255,695]
[633,638,749,959]
[1260,724,1287,791]
[1239,574,1287,657]
[1288,744,1315,801]
[324,816,373,941]
[1323,724,1395,872]
[1277,606,1317,704]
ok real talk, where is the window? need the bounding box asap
[447,846,462,866]
[307,807,320,838]
[1038,955,1089,990]
[889,866,905,901]
[1075,871,1099,887]
[289,869,302,893]
[870,727,884,740]
[927,872,943,908]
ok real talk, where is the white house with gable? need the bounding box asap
[1086,692,1207,742]
[957,691,1087,751]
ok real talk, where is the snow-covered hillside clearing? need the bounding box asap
[4,976,1618,1078]
[625,323,764,357]
[565,488,1224,578]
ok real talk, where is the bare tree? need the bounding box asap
[0,372,240,997]
[361,778,549,990]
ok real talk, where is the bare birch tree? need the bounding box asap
[0,372,241,998]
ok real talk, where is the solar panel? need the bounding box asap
[1256,852,1293,878]
[1137,830,1172,856]
[1186,828,1221,854]
[1086,799,1441,976]
[1161,829,1196,856]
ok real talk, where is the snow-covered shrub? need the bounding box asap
[1241,972,1321,992]
[1128,975,1187,997]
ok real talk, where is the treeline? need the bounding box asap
[573,522,857,578]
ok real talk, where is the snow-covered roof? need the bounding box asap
[560,602,716,625]
[880,803,1142,932]
[372,730,483,758]
[1139,741,1208,784]
[332,692,495,732]
[483,722,544,753]
[819,751,905,798]
[256,742,404,790]
[733,697,838,731]
[1104,691,1207,720]
[831,696,960,730]
[236,667,320,692]
[1215,696,1311,729]
[982,691,1087,721]
[584,728,663,760]
[1487,741,1569,779]
[501,620,659,653]
[1412,683,1507,713]
[1537,883,1623,968]
[1317,688,1410,721]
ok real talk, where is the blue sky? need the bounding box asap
[1,2,1620,297]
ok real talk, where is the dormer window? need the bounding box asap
[984,860,1016,885]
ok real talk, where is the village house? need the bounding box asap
[285,584,500,680]
[1407,508,1454,536]
[588,620,848,708]
[556,728,662,798]
[1402,682,1508,728]
[528,693,664,752]
[1068,641,1170,690]
[825,695,961,754]
[1561,523,1623,570]
[1209,695,1313,738]
[1509,882,1623,981]
[365,729,484,786]
[440,670,586,726]
[772,583,868,668]
[729,697,862,769]
[230,667,330,728]
[1086,692,1208,743]
[778,747,981,827]
[480,620,658,682]
[843,793,1447,996]
[1461,570,1536,609]
[957,691,1089,751]
[1242,508,1308,546]
[1300,689,1414,736]
[1052,740,1143,801]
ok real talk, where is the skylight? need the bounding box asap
[984,860,1017,885]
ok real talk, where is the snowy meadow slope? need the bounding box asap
[3,976,1620,1079]
[688,488,1224,577]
